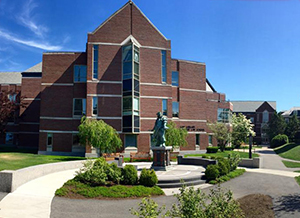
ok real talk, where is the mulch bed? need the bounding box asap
[238,194,274,218]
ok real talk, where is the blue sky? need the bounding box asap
[0,0,299,112]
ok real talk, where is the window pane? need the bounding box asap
[134,79,139,92]
[93,45,98,79]
[123,44,132,62]
[74,99,86,116]
[134,50,139,63]
[134,62,139,76]
[47,133,53,146]
[172,102,179,117]
[172,71,178,86]
[125,135,137,147]
[123,62,132,76]
[93,97,97,115]
[133,98,139,111]
[209,135,212,144]
[123,97,132,111]
[134,116,140,127]
[161,50,167,83]
[123,79,132,92]
[123,116,132,128]
[196,134,200,145]
[72,134,80,146]
[5,133,13,144]
[162,99,167,116]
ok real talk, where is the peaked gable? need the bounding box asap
[88,2,170,48]
[256,101,276,112]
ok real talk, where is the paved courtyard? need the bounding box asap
[0,147,300,218]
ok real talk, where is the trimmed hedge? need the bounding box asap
[271,134,289,148]
[205,164,220,181]
[207,146,219,153]
[122,165,138,185]
[139,168,158,187]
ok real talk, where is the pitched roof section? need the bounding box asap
[0,72,22,85]
[281,107,300,116]
[24,62,42,73]
[231,101,276,112]
[91,1,168,40]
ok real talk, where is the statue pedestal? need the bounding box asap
[151,146,172,171]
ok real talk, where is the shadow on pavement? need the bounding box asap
[273,194,300,213]
[0,192,8,201]
[256,150,275,155]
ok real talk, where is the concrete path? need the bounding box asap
[0,169,77,218]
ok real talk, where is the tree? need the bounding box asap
[78,117,122,156]
[0,90,27,135]
[267,111,286,141]
[231,113,255,148]
[208,122,230,152]
[165,121,188,150]
[285,114,300,142]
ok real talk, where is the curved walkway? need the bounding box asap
[0,147,300,218]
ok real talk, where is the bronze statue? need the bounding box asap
[151,112,168,147]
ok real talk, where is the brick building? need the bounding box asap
[231,101,276,144]
[0,1,231,156]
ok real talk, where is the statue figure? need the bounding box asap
[151,112,168,147]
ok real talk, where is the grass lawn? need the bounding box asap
[0,152,86,171]
[282,160,300,168]
[56,179,164,199]
[185,151,259,159]
[295,176,300,187]
[274,143,300,161]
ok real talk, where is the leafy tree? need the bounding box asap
[267,111,286,141]
[208,122,230,152]
[0,90,27,135]
[285,114,300,142]
[231,113,255,148]
[165,121,188,149]
[78,117,122,156]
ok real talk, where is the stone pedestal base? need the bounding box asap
[151,146,172,171]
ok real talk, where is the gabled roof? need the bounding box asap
[231,101,276,112]
[281,107,300,117]
[90,1,168,40]
[24,62,42,73]
[0,72,22,85]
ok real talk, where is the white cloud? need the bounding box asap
[0,29,62,51]
[17,0,48,37]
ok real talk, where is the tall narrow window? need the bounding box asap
[47,133,53,152]
[5,133,13,144]
[74,65,87,82]
[161,50,166,83]
[8,94,17,102]
[209,135,212,145]
[73,99,86,116]
[262,110,269,123]
[172,101,179,117]
[92,97,98,116]
[93,45,98,79]
[196,134,200,146]
[172,71,178,86]
[162,99,168,116]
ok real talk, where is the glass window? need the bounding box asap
[8,94,17,102]
[217,108,231,123]
[125,134,137,148]
[47,133,53,146]
[123,97,132,115]
[74,65,87,82]
[162,99,168,116]
[161,50,167,83]
[73,99,86,116]
[172,102,179,117]
[72,134,80,146]
[172,71,179,86]
[196,134,200,145]
[133,97,139,111]
[262,110,269,123]
[209,135,212,145]
[93,45,98,79]
[5,133,13,144]
[92,97,98,116]
[250,117,254,123]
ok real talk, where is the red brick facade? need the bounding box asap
[1,2,231,155]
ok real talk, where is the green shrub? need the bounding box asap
[271,134,289,148]
[139,168,158,187]
[227,153,241,171]
[217,158,230,176]
[168,185,244,218]
[205,164,220,181]
[207,146,219,153]
[55,187,68,196]
[130,197,166,218]
[122,165,138,185]
[107,162,122,184]
[202,154,209,159]
[75,159,108,186]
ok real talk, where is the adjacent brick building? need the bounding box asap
[0,1,231,156]
[231,101,276,144]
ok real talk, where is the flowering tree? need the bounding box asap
[231,113,255,148]
[0,90,27,134]
[78,117,122,156]
[209,122,231,152]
